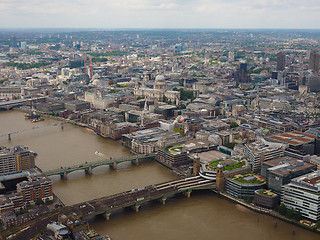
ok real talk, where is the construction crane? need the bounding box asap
[89,56,93,79]
[82,51,87,74]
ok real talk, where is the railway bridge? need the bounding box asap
[70,176,216,220]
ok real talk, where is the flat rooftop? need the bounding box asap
[292,171,320,190]
[231,173,266,185]
[245,141,283,155]
[265,156,315,175]
[269,131,316,146]
[196,150,228,163]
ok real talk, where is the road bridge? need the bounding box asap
[0,97,45,110]
[43,154,156,178]
[70,176,216,219]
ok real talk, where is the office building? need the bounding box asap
[228,51,234,62]
[254,189,279,209]
[282,171,320,221]
[238,63,250,83]
[268,131,317,156]
[225,173,266,198]
[20,42,27,50]
[9,36,17,48]
[309,52,320,72]
[261,156,316,194]
[244,139,285,173]
[277,52,285,71]
[307,75,320,93]
[0,146,37,175]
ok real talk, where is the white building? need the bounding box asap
[281,171,320,221]
[244,138,285,173]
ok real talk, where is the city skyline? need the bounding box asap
[1,0,320,29]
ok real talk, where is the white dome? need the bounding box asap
[92,73,100,80]
[155,75,165,82]
[92,79,100,86]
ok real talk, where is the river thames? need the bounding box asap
[0,110,319,240]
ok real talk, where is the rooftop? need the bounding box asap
[231,173,266,185]
[256,189,278,197]
[245,140,284,155]
[291,171,320,192]
[195,150,228,163]
[264,156,315,176]
[269,131,317,146]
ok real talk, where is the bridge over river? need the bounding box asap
[43,154,156,178]
[69,175,216,219]
[0,97,45,110]
[3,176,216,240]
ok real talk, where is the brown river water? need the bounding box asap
[0,110,318,240]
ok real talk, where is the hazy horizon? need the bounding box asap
[1,0,319,29]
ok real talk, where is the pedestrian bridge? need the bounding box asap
[69,176,216,219]
[43,154,155,178]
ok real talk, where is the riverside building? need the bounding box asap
[0,146,37,175]
[281,171,320,221]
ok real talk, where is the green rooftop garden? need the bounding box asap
[209,160,221,168]
[224,161,246,171]
[208,160,246,171]
[257,189,277,197]
[232,173,266,185]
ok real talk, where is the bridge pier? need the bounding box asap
[160,196,167,205]
[110,161,117,170]
[61,123,64,130]
[185,190,192,198]
[85,165,92,175]
[132,157,140,166]
[8,134,11,141]
[132,204,140,212]
[60,171,67,179]
[103,212,111,221]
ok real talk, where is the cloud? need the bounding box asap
[0,0,319,28]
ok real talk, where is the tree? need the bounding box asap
[230,122,239,128]
[173,128,183,134]
[276,204,287,216]
[162,96,167,102]
[179,104,186,109]
[285,208,295,219]
[293,210,303,221]
[36,199,44,205]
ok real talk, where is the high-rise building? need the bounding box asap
[9,36,17,48]
[238,63,250,83]
[20,42,27,50]
[228,51,234,62]
[0,146,37,175]
[307,75,320,92]
[271,72,278,80]
[276,52,285,71]
[309,52,320,72]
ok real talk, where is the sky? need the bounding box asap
[0,0,319,29]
